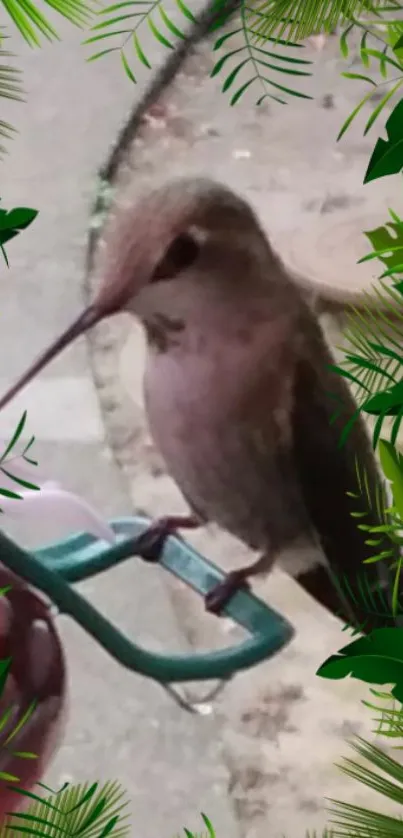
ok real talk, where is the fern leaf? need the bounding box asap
[328,455,403,630]
[2,0,93,46]
[211,4,312,106]
[147,14,173,48]
[248,0,391,43]
[5,781,131,838]
[363,689,403,740]
[85,0,193,77]
[335,5,403,141]
[337,88,377,140]
[0,38,23,153]
[339,21,354,57]
[331,270,403,447]
[132,30,150,66]
[120,48,136,81]
[364,77,403,134]
[175,0,194,23]
[328,737,403,836]
[158,5,185,39]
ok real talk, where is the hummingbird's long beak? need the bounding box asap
[0,304,102,411]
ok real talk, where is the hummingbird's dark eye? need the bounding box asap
[151,232,200,282]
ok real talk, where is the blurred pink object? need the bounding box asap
[0,453,116,546]
[0,565,66,819]
[308,33,328,50]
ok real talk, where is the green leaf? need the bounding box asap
[0,771,19,782]
[86,47,117,61]
[213,26,242,50]
[148,15,173,49]
[364,47,403,73]
[0,205,37,265]
[0,412,29,463]
[211,47,244,77]
[231,78,255,105]
[0,487,22,499]
[201,814,215,838]
[1,0,93,45]
[392,34,403,51]
[5,781,131,838]
[132,31,150,67]
[364,381,403,418]
[362,218,403,273]
[378,439,403,520]
[175,0,194,22]
[222,59,248,91]
[317,628,403,701]
[365,98,403,183]
[328,738,403,836]
[341,71,377,85]
[337,88,377,141]
[339,22,353,58]
[213,10,312,109]
[120,49,136,82]
[0,467,39,491]
[360,31,370,68]
[5,700,36,745]
[158,5,185,39]
[364,79,403,135]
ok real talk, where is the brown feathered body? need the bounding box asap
[101,178,396,624]
[0,177,397,625]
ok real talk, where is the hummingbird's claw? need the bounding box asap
[205,569,250,614]
[130,514,200,563]
[130,522,169,562]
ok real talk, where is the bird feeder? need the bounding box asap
[0,518,293,683]
[0,518,294,806]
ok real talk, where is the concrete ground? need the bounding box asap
[0,8,240,838]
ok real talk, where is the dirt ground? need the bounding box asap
[84,18,403,838]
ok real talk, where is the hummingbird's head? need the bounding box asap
[0,177,275,410]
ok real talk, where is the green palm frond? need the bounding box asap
[84,0,195,82]
[2,0,95,48]
[338,69,403,142]
[249,0,399,44]
[0,35,23,153]
[0,202,37,265]
[327,455,402,628]
[330,455,403,625]
[3,780,131,837]
[346,455,400,572]
[335,4,403,139]
[180,813,216,838]
[210,3,313,106]
[0,655,38,786]
[329,568,400,632]
[0,410,40,505]
[330,278,403,448]
[360,209,403,281]
[328,736,403,837]
[363,688,403,742]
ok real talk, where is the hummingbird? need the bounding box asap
[0,177,398,626]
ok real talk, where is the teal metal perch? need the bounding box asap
[0,516,294,684]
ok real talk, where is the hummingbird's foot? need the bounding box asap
[130,514,200,563]
[205,569,250,614]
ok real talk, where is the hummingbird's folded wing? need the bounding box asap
[291,355,399,629]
